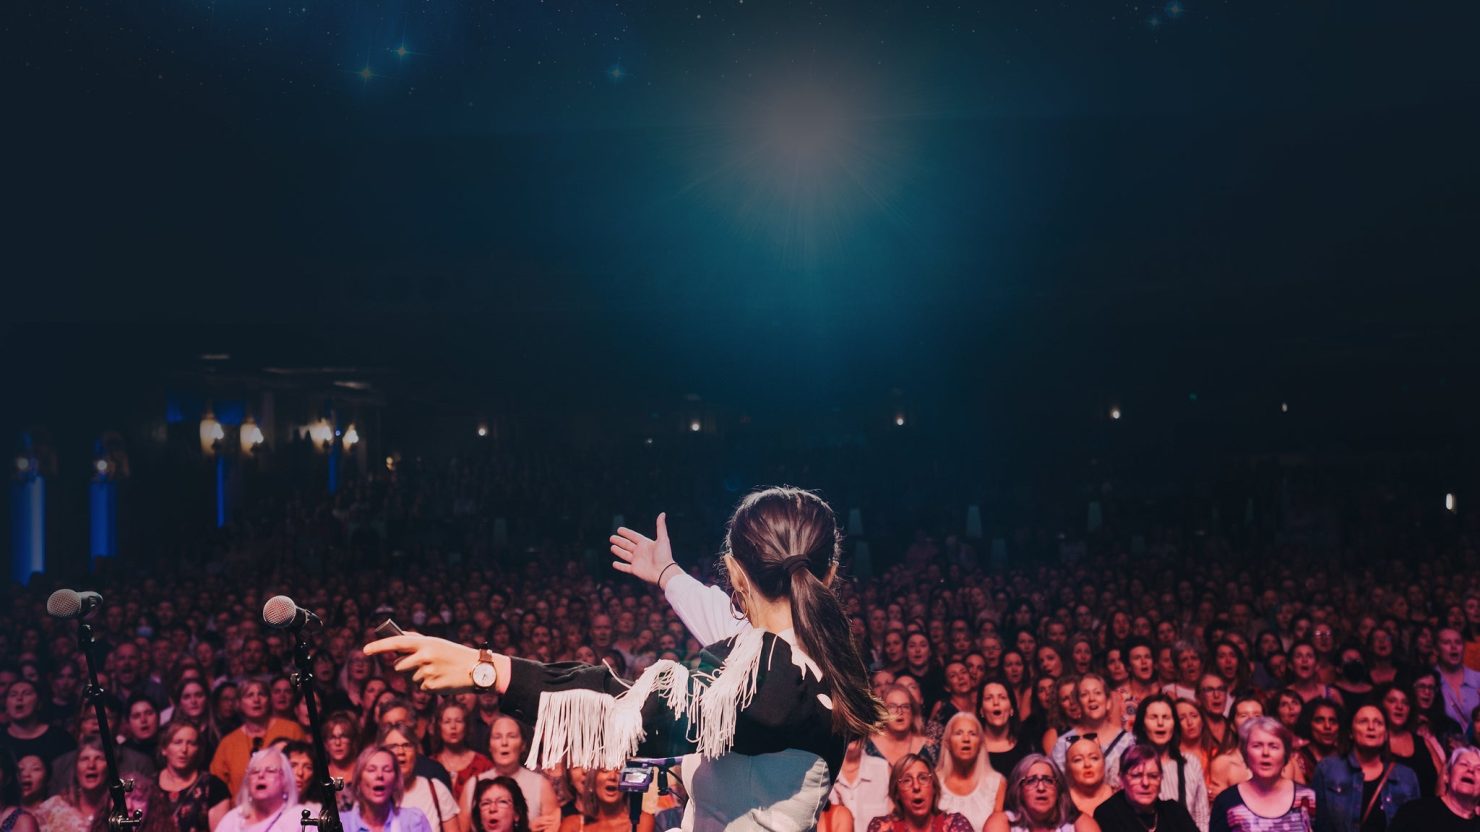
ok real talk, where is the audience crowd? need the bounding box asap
[2,451,1479,832]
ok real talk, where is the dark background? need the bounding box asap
[5,1,1479,569]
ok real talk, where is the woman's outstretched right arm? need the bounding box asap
[365,636,506,694]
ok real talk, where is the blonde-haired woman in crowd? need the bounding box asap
[935,713,1005,831]
[214,748,303,832]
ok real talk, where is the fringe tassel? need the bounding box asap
[525,632,768,770]
[693,628,766,759]
[605,660,691,768]
[525,660,694,771]
[525,688,613,770]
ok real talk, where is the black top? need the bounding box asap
[1,725,77,767]
[1359,779,1387,832]
[1018,712,1050,755]
[1095,790,1201,832]
[503,630,847,779]
[163,772,231,832]
[1390,745,1438,798]
[1390,797,1480,832]
[988,742,1030,779]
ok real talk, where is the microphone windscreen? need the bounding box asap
[262,595,299,629]
[47,589,82,620]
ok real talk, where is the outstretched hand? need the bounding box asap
[364,634,485,693]
[610,512,679,588]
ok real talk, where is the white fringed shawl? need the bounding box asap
[524,627,770,771]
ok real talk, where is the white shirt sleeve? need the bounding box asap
[434,778,460,820]
[1183,756,1210,832]
[663,571,749,646]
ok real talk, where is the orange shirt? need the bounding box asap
[209,718,310,794]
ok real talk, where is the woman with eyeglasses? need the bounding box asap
[214,747,305,832]
[1210,718,1315,832]
[379,721,461,832]
[1131,695,1209,832]
[322,711,362,812]
[984,755,1098,832]
[1093,744,1197,832]
[1409,672,1463,753]
[471,777,529,832]
[936,714,1006,831]
[457,714,559,832]
[872,685,935,767]
[866,753,973,832]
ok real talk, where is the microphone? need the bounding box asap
[47,589,103,620]
[262,595,322,631]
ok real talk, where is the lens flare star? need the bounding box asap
[671,78,917,273]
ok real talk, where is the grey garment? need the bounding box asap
[682,749,830,832]
[49,746,155,796]
[1157,754,1210,832]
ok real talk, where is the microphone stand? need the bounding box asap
[75,621,142,832]
[287,629,343,832]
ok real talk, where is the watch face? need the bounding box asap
[472,663,496,688]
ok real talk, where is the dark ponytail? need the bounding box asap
[722,486,887,738]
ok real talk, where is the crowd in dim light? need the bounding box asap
[0,453,1478,832]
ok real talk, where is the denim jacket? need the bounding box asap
[1311,754,1421,832]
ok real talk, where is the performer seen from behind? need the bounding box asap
[367,486,886,832]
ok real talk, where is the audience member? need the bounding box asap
[1095,744,1198,832]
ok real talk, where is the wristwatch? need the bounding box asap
[471,648,498,690]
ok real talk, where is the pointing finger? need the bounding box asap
[365,636,423,657]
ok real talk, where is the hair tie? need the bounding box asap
[781,555,812,577]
